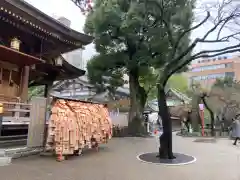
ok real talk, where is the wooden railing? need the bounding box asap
[0,101,31,124]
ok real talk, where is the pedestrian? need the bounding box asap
[231,116,240,145]
[186,110,192,132]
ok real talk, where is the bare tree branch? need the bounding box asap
[194,43,240,57]
[157,0,240,86]
[199,32,240,43]
[172,11,211,57]
[164,47,240,86]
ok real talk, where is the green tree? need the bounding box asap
[167,74,188,94]
[138,67,158,100]
[87,55,125,99]
[84,0,162,135]
[28,86,45,101]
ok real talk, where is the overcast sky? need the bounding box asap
[25,0,96,61]
[25,0,240,62]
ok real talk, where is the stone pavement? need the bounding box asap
[0,133,240,180]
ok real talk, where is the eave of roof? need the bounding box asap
[1,0,93,45]
[30,59,85,86]
[0,44,44,66]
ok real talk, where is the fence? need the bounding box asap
[0,97,47,149]
[0,101,31,125]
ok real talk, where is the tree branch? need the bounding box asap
[199,32,240,43]
[194,43,240,57]
[202,6,240,42]
[164,46,240,86]
[162,3,240,83]
[172,11,210,57]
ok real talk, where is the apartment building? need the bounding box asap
[189,55,240,87]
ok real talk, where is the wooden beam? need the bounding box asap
[20,66,30,102]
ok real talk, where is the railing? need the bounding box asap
[0,101,31,124]
[170,88,192,103]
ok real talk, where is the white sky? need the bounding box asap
[25,0,239,62]
[24,0,96,61]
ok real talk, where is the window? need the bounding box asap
[225,72,235,77]
[191,64,226,72]
[192,73,225,81]
[225,63,233,68]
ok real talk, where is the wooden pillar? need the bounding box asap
[27,97,47,147]
[43,80,54,147]
[20,66,30,102]
[44,84,48,98]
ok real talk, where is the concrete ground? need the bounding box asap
[0,133,240,180]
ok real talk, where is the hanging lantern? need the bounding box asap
[0,103,3,114]
[10,37,21,51]
[55,57,63,66]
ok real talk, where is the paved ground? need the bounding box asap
[1,133,240,180]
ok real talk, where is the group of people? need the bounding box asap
[180,109,240,146]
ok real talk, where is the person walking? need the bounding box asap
[231,117,240,145]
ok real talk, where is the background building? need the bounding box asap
[57,17,88,70]
[189,55,240,87]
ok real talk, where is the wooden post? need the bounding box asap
[20,66,30,102]
[44,84,48,98]
[27,97,47,148]
[0,103,2,137]
[42,80,54,147]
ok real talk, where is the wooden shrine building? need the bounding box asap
[0,0,92,102]
[0,0,92,148]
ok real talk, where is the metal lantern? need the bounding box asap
[0,103,3,114]
[10,37,21,51]
[55,57,63,66]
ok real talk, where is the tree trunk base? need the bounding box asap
[157,133,176,159]
[128,116,147,137]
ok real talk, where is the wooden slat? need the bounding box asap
[4,109,30,112]
[2,117,30,123]
[0,101,31,106]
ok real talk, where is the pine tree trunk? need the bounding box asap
[128,70,147,136]
[157,85,175,159]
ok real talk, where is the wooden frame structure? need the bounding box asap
[0,0,93,148]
